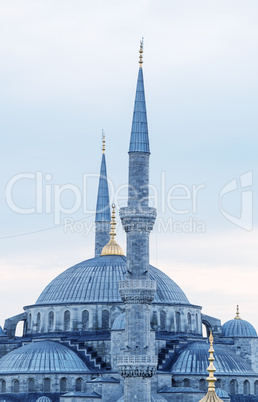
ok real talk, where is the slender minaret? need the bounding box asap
[117,39,157,402]
[199,331,224,402]
[95,131,111,257]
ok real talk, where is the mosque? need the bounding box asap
[0,42,258,402]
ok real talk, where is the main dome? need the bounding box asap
[0,341,89,374]
[36,255,189,306]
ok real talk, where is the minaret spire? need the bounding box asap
[199,331,223,402]
[129,38,150,154]
[95,131,111,257]
[118,41,157,402]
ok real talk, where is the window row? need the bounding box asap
[0,377,84,393]
[171,378,258,395]
[152,311,200,332]
[27,309,111,332]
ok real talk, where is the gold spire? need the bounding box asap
[139,38,144,67]
[102,129,105,154]
[101,204,124,256]
[235,305,241,320]
[199,331,223,402]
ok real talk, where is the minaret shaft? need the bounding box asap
[118,41,157,402]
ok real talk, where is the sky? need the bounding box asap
[0,0,258,334]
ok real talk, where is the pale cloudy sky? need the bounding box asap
[0,1,258,332]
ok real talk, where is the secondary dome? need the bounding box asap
[0,341,89,374]
[35,255,189,306]
[36,398,53,402]
[222,319,257,337]
[170,341,254,375]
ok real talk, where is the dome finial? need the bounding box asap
[198,330,223,402]
[101,204,124,256]
[235,304,241,320]
[102,129,105,154]
[139,37,144,67]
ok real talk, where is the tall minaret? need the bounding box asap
[117,40,157,402]
[95,131,111,257]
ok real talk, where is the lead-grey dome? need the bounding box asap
[170,341,254,375]
[36,255,189,306]
[0,341,89,374]
[222,318,257,338]
[36,398,52,402]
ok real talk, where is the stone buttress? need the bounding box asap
[117,41,157,402]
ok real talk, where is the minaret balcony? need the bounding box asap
[117,354,157,378]
[120,206,157,233]
[119,279,157,304]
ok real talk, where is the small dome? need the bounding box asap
[0,341,89,374]
[216,389,230,399]
[170,341,254,375]
[222,318,257,337]
[36,397,52,402]
[112,313,125,330]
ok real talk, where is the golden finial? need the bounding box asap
[102,129,105,154]
[235,305,241,320]
[101,204,124,256]
[139,37,144,67]
[198,331,223,402]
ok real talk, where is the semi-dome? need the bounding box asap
[36,397,53,402]
[222,319,257,338]
[170,341,254,375]
[35,255,189,306]
[0,341,89,374]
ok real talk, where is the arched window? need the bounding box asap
[217,379,222,389]
[28,378,35,392]
[230,379,238,395]
[60,377,67,392]
[64,310,71,331]
[199,379,206,391]
[187,313,191,332]
[102,310,109,330]
[171,378,176,387]
[76,377,83,392]
[160,310,167,331]
[43,378,51,392]
[176,312,181,333]
[36,312,41,332]
[48,311,54,332]
[254,380,258,395]
[243,380,250,395]
[13,379,19,393]
[82,310,89,330]
[0,379,6,393]
[183,378,190,387]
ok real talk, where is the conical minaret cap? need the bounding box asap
[198,331,223,402]
[101,204,124,256]
[129,38,150,154]
[95,131,111,222]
